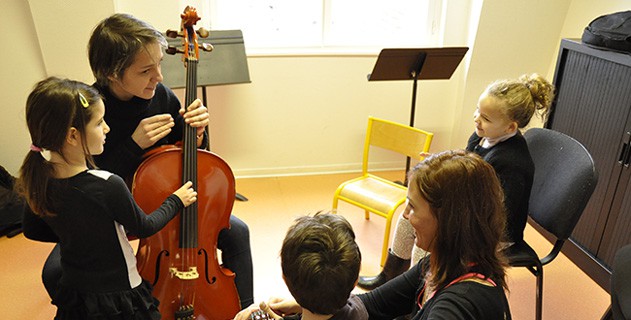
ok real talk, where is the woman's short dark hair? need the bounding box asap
[88,13,166,86]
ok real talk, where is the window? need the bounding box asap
[183,0,444,54]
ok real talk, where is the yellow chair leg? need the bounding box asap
[380,212,394,267]
[364,210,370,220]
[332,197,339,213]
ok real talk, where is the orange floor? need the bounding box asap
[0,171,611,319]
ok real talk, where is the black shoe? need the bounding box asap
[357,250,411,290]
[358,272,387,290]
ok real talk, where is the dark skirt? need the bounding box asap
[52,279,161,320]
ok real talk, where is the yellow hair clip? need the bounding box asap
[78,92,89,108]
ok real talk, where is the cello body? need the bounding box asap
[132,6,241,320]
[133,146,241,319]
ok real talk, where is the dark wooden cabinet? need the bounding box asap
[546,39,631,291]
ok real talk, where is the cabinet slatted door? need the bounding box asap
[599,161,631,265]
[546,39,631,289]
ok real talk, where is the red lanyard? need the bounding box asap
[417,273,496,308]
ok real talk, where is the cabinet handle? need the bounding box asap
[620,132,631,168]
[620,143,629,165]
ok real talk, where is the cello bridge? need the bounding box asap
[169,266,199,280]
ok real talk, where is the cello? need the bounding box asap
[132,6,241,320]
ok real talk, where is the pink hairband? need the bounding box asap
[30,144,43,152]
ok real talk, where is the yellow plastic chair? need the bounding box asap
[332,116,433,266]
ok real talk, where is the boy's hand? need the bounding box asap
[258,301,282,319]
[267,297,302,316]
[232,304,257,320]
[233,302,281,320]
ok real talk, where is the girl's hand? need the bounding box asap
[173,181,197,207]
[131,114,174,149]
[419,152,432,158]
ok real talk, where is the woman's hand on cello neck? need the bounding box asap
[180,99,209,147]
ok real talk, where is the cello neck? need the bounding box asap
[181,9,201,248]
[183,54,199,160]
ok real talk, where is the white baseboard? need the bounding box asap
[233,161,406,179]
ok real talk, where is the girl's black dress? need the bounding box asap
[22,170,183,319]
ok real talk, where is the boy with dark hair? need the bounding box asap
[235,212,367,320]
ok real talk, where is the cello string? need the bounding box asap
[184,51,196,307]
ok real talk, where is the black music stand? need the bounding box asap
[162,30,251,91]
[162,30,251,201]
[368,47,468,178]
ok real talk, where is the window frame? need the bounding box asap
[186,0,445,56]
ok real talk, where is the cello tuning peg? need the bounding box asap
[200,43,214,52]
[165,46,184,55]
[166,29,181,38]
[197,27,210,38]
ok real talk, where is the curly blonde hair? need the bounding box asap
[485,73,555,128]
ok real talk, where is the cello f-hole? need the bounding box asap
[151,250,170,286]
[198,248,217,284]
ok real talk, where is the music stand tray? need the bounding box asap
[368,47,468,179]
[368,47,468,82]
[161,30,251,89]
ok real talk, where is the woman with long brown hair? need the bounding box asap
[357,150,511,319]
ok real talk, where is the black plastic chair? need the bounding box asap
[507,127,598,320]
[611,244,631,319]
[602,243,631,320]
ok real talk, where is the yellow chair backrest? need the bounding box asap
[362,116,434,174]
[333,116,434,266]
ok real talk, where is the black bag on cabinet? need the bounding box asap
[582,11,631,53]
[0,165,24,238]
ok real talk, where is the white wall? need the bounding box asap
[547,0,631,78]
[1,0,629,177]
[201,56,456,177]
[0,0,48,176]
[453,0,572,146]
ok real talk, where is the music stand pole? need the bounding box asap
[405,71,419,182]
[405,53,427,180]
[200,85,248,201]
